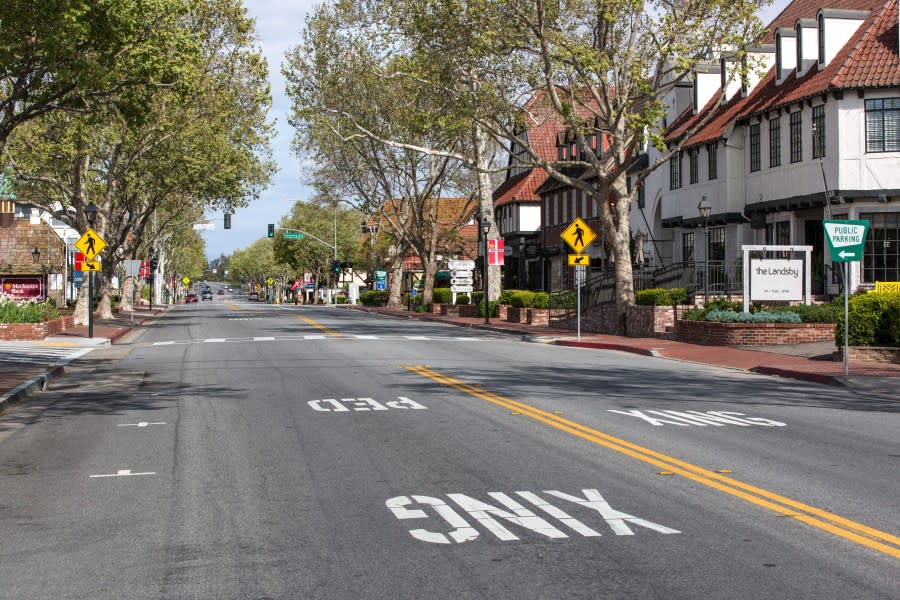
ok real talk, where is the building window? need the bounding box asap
[817,13,825,64]
[769,117,781,167]
[865,98,900,153]
[776,221,790,245]
[683,232,695,263]
[637,184,645,209]
[812,105,825,158]
[689,149,699,183]
[669,153,681,189]
[795,23,803,70]
[790,111,802,163]
[707,142,717,180]
[708,226,726,261]
[749,123,761,172]
[861,212,899,283]
[776,33,782,78]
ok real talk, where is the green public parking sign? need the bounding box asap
[823,219,869,262]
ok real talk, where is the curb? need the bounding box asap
[0,365,65,413]
[749,366,840,386]
[555,340,657,357]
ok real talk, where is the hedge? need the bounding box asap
[360,290,389,306]
[635,288,687,306]
[835,292,900,346]
[549,291,576,309]
[705,309,801,323]
[432,288,452,304]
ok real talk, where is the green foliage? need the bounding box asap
[499,289,524,304]
[360,290,389,306]
[549,291,576,309]
[432,288,452,304]
[509,291,536,308]
[472,291,485,305]
[415,304,429,313]
[531,292,549,309]
[455,294,470,304]
[705,310,801,324]
[335,296,348,304]
[0,299,60,323]
[835,292,900,346]
[761,303,840,323]
[635,288,688,306]
[479,299,499,318]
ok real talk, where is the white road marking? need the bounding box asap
[354,335,378,339]
[254,336,275,341]
[308,396,427,412]
[203,338,226,343]
[117,422,166,428]
[608,409,786,427]
[153,341,176,346]
[304,335,326,340]
[89,469,156,478]
[404,336,430,340]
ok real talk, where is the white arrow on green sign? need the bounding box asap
[823,219,869,262]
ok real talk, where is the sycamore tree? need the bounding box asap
[6,0,274,322]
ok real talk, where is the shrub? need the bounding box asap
[705,310,801,323]
[835,292,900,346]
[472,291,484,305]
[681,297,742,321]
[478,299,499,318]
[415,304,429,313]
[549,290,576,309]
[499,289,524,305]
[335,296,348,304]
[635,288,687,306]
[763,303,839,323]
[509,291,536,308]
[531,292,549,309]
[360,290,389,306]
[455,294,470,304]
[432,288,452,304]
[0,298,60,323]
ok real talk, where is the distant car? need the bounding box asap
[186,293,199,303]
[217,289,225,295]
[248,292,259,301]
[202,290,213,301]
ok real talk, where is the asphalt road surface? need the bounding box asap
[1,295,897,599]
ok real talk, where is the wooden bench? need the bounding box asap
[875,281,900,293]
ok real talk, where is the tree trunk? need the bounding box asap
[421,257,438,306]
[473,122,502,302]
[73,284,90,326]
[121,276,135,312]
[98,281,114,319]
[388,256,405,307]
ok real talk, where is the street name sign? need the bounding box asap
[448,259,475,271]
[824,219,869,262]
[561,217,597,254]
[568,254,590,266]
[451,277,473,285]
[74,227,107,260]
[284,232,304,239]
[450,285,474,293]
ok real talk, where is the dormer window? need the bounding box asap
[776,32,782,76]
[796,23,803,70]
[818,13,825,64]
[720,57,726,89]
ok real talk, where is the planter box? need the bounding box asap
[458,304,479,318]
[527,308,550,326]
[674,320,836,346]
[0,315,75,341]
[506,306,528,324]
[496,304,510,321]
[626,305,677,338]
[440,304,459,316]
[840,346,900,364]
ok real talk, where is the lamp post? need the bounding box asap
[84,203,98,338]
[697,196,711,306]
[31,247,40,263]
[361,220,378,287]
[482,217,491,325]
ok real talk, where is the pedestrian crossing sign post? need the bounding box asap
[182,276,190,286]
[561,217,597,254]
[74,227,107,260]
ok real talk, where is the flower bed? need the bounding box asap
[674,319,835,346]
[0,315,76,341]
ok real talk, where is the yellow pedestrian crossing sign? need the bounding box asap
[182,276,190,286]
[266,277,274,286]
[568,254,591,266]
[74,227,107,260]
[561,217,597,254]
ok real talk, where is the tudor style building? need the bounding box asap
[641,0,900,295]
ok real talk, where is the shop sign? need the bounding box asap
[1,276,44,300]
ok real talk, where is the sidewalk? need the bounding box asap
[0,306,168,411]
[345,305,900,387]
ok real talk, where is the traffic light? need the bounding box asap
[224,213,232,229]
[267,223,275,238]
[149,255,159,271]
[332,260,341,274]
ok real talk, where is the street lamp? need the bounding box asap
[31,247,40,263]
[84,203,98,338]
[482,217,491,325]
[697,196,712,306]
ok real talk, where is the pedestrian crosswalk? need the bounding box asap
[147,335,487,348]
[0,343,94,366]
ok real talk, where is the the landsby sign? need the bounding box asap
[823,220,869,262]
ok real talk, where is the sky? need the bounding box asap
[200,0,792,261]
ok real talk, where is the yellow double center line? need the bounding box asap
[406,365,900,559]
[297,315,342,337]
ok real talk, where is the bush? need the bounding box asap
[472,291,484,305]
[360,290,389,306]
[835,292,900,346]
[635,288,688,306]
[455,294,470,304]
[499,289,525,305]
[335,296,348,304]
[478,299,499,318]
[681,297,743,321]
[432,288,452,304]
[549,290,576,309]
[763,303,840,323]
[0,298,60,323]
[531,292,549,309]
[509,291,536,308]
[705,310,801,323]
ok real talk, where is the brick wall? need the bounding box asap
[625,306,677,337]
[842,346,900,363]
[674,320,836,346]
[0,315,74,340]
[506,307,529,324]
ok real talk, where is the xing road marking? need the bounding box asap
[405,365,900,559]
[297,315,342,336]
[608,409,786,427]
[386,488,679,544]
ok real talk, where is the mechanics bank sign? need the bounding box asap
[750,260,803,301]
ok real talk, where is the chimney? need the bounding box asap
[775,28,796,84]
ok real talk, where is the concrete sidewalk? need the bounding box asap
[345,304,900,387]
[0,306,168,412]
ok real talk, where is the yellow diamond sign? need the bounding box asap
[74,228,107,260]
[561,217,597,254]
[182,276,190,286]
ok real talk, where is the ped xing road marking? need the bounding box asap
[405,365,900,559]
[608,409,786,427]
[309,396,427,412]
[386,488,679,544]
[297,315,342,337]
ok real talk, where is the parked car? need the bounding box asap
[186,293,199,303]
[248,292,259,301]
[217,289,225,295]
[202,290,213,301]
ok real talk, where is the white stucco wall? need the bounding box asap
[838,92,900,192]
[821,16,867,66]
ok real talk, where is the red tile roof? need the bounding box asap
[669,0,900,147]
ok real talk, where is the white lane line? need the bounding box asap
[153,341,176,346]
[454,337,481,341]
[304,335,326,340]
[354,335,378,339]
[117,422,166,428]
[89,469,156,478]
[404,336,430,340]
[254,336,275,341]
[204,338,226,343]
